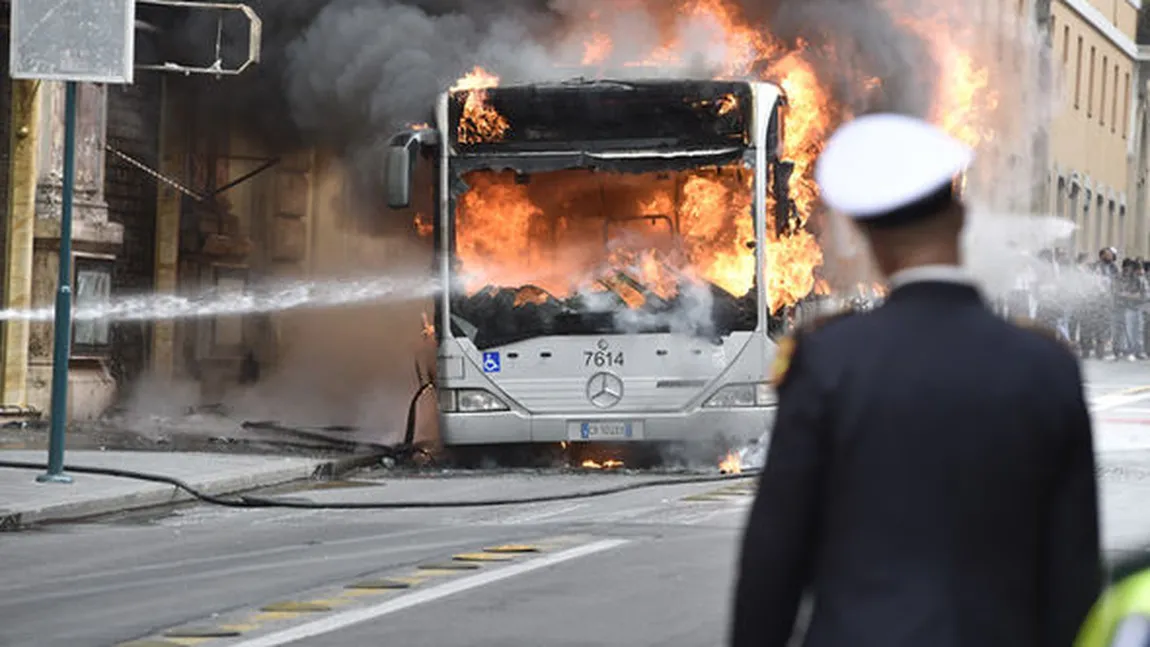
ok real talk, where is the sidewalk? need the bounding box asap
[0,449,374,530]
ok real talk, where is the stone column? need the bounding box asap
[1,80,42,410]
[26,82,124,421]
[150,76,185,382]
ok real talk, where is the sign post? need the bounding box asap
[10,0,138,483]
[37,81,78,483]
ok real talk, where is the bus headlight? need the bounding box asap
[439,388,510,413]
[703,382,778,408]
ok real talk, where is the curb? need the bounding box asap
[2,452,383,530]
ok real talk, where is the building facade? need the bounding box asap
[1047,0,1144,256]
[0,6,436,435]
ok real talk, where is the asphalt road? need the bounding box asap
[2,358,1150,647]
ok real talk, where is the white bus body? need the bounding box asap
[388,79,793,449]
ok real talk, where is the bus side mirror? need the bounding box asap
[386,144,413,210]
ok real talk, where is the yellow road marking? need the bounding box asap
[217,624,259,632]
[345,578,412,590]
[388,575,428,585]
[132,538,590,646]
[418,562,481,571]
[302,597,354,607]
[483,544,540,553]
[454,552,514,562]
[260,601,333,613]
[163,626,243,638]
[415,568,472,576]
[338,588,392,598]
[250,611,303,622]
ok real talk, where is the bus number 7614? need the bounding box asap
[584,350,624,368]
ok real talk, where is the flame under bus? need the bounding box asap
[388,78,794,449]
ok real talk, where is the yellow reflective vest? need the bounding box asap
[1077,567,1150,646]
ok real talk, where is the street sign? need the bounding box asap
[10,0,137,84]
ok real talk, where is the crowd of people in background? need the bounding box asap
[803,246,1150,361]
[1002,246,1150,361]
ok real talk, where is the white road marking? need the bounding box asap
[1091,390,1150,412]
[227,539,629,647]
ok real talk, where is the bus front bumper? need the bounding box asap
[439,407,774,446]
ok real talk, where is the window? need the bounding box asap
[1088,46,1096,118]
[1123,72,1131,139]
[1101,55,1107,125]
[1112,65,1119,133]
[1062,26,1069,68]
[72,257,114,357]
[1069,184,1081,250]
[1099,191,1108,248]
[1075,37,1083,108]
[1090,191,1102,248]
[1117,202,1125,252]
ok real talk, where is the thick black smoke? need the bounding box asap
[157,0,943,202]
[737,0,939,118]
[159,1,564,147]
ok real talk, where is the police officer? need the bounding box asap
[729,114,1102,647]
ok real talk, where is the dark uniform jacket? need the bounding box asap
[731,278,1102,647]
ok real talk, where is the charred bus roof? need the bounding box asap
[447,79,755,155]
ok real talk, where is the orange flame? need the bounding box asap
[454,167,772,306]
[445,0,996,309]
[420,312,435,339]
[414,212,433,238]
[719,451,742,474]
[452,66,509,144]
[582,459,625,470]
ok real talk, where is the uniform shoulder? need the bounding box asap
[797,307,860,335]
[770,309,860,387]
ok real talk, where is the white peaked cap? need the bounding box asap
[814,113,974,220]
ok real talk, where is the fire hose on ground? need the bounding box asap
[0,362,762,510]
[0,459,760,509]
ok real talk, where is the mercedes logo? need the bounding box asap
[586,372,624,408]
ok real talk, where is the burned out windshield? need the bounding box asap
[450,80,752,152]
[447,166,758,349]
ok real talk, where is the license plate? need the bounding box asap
[569,421,642,441]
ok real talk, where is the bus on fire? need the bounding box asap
[386,77,798,456]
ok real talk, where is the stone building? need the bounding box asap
[1046,0,1146,255]
[0,4,435,439]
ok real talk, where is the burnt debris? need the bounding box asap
[450,279,757,350]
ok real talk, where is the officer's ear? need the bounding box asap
[945,200,966,235]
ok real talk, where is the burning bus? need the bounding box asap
[387,74,797,451]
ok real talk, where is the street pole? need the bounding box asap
[37,81,78,484]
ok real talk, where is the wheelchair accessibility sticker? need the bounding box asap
[482,352,501,373]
